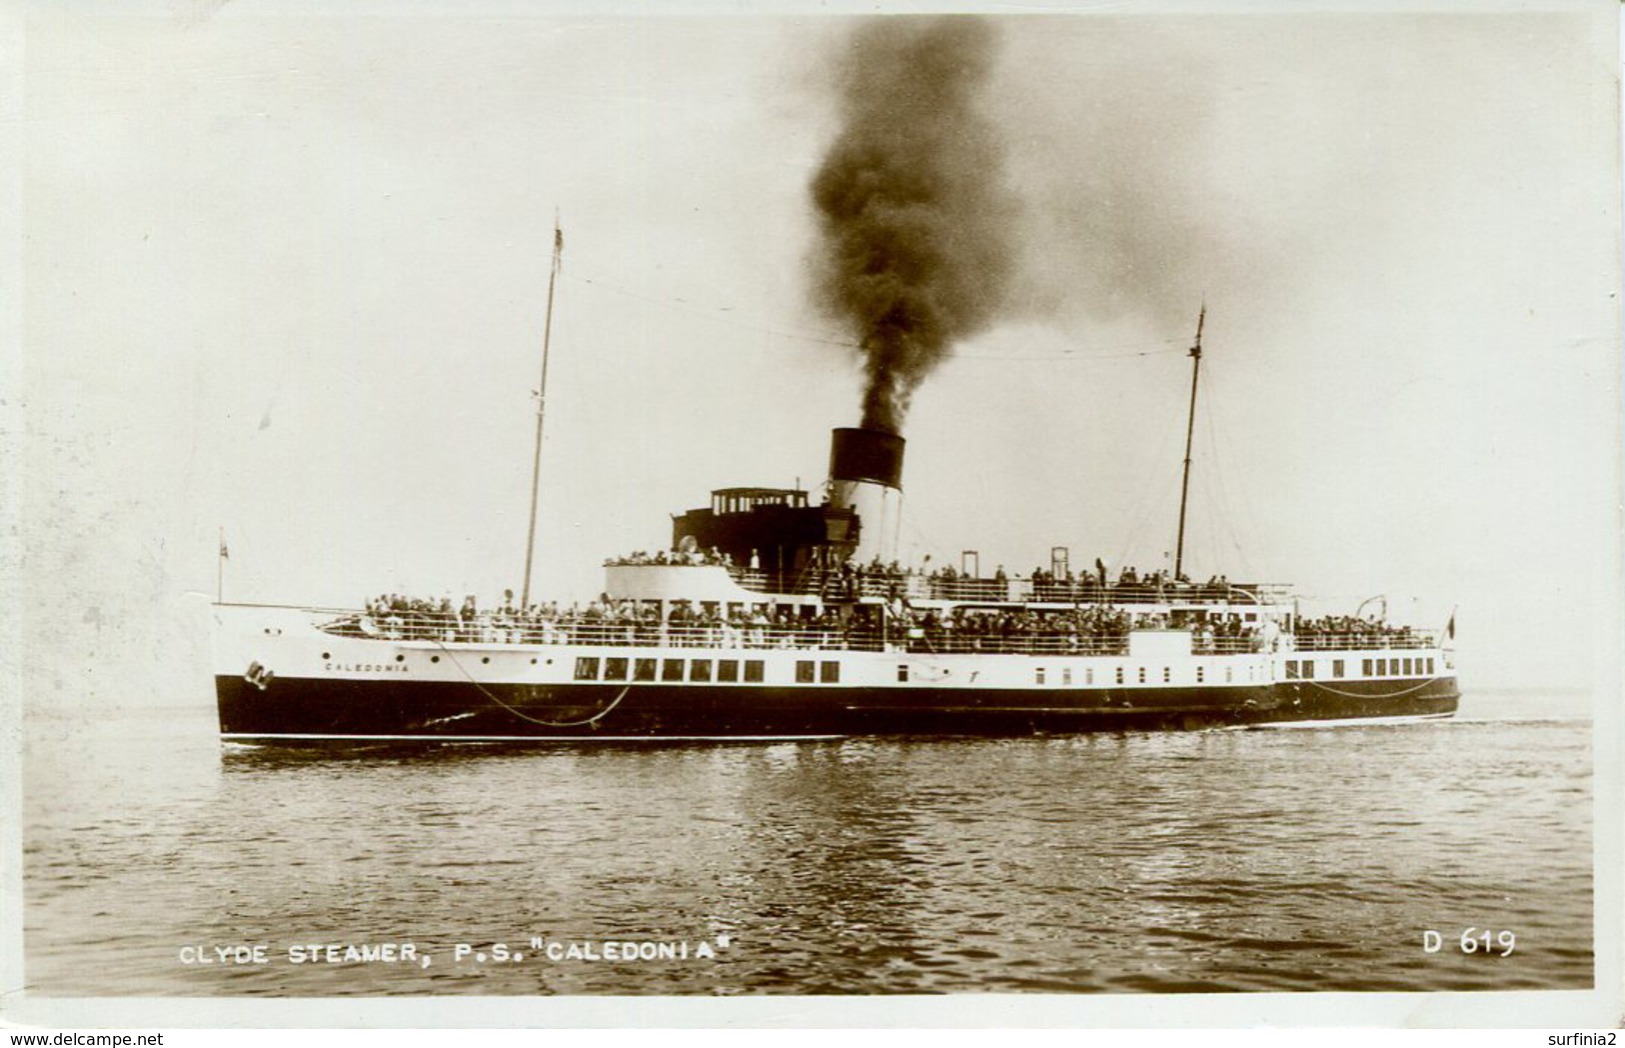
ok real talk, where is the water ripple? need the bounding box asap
[22,703,1593,995]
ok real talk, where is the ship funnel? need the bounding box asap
[828,427,905,564]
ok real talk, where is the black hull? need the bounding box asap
[216,675,1461,742]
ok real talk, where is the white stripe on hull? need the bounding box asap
[1250,711,1455,730]
[223,732,847,743]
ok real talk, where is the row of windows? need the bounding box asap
[1028,664,1254,686]
[1285,659,1344,680]
[1363,656,1434,678]
[574,657,843,684]
[574,655,1436,687]
[1284,656,1437,680]
[796,660,842,684]
[574,656,762,683]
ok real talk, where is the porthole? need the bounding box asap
[395,654,405,663]
[322,652,331,660]
[530,658,538,665]
[431,655,440,664]
[481,656,490,664]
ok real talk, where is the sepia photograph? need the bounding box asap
[2,0,1621,1030]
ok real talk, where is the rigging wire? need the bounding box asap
[952,335,1192,362]
[1191,369,1230,580]
[1109,335,1264,581]
[1179,359,1262,581]
[1199,359,1264,579]
[1112,410,1184,576]
[565,269,1193,362]
[554,269,1266,591]
[1115,471,1183,577]
[565,267,1239,573]
[566,271,858,349]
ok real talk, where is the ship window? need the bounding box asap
[1137,666,1146,684]
[1403,657,1413,675]
[898,664,910,682]
[744,660,764,683]
[574,657,600,681]
[634,658,656,681]
[689,660,711,682]
[1388,658,1400,675]
[1115,667,1124,685]
[1062,668,1072,686]
[796,660,815,683]
[1285,661,1299,680]
[1362,658,1373,676]
[604,657,628,681]
[820,661,839,683]
[717,659,739,683]
[662,659,685,682]
[1036,667,1046,685]
[1162,667,1171,683]
[1225,666,1233,683]
[1197,666,1205,683]
[1302,660,1314,680]
[1333,659,1345,678]
[1426,658,1434,675]
[1086,667,1094,685]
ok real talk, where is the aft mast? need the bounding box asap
[1173,305,1205,581]
[520,220,564,611]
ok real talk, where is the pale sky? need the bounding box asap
[8,2,1620,705]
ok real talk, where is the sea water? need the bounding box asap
[20,690,1592,996]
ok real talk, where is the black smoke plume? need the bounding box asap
[809,17,1016,436]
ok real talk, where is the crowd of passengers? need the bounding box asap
[1028,566,1237,602]
[350,594,851,647]
[604,546,1244,604]
[894,605,1131,654]
[604,546,735,568]
[344,592,1275,654]
[1294,614,1426,651]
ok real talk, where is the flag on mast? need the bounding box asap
[217,527,228,602]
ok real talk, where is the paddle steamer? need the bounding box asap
[212,252,1459,741]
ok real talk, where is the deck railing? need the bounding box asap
[726,569,1289,607]
[1292,630,1436,651]
[315,614,1438,657]
[318,616,1123,653]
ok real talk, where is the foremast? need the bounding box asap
[521,220,564,610]
[1174,305,1205,582]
